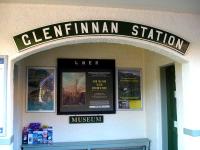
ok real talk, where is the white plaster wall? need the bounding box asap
[0,2,200,150]
[0,3,199,61]
[14,43,175,150]
[175,62,184,150]
[144,50,173,150]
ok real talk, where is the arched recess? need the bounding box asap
[10,35,187,150]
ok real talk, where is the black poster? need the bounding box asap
[57,59,115,114]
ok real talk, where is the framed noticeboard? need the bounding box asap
[118,68,142,110]
[0,56,7,136]
[26,67,56,112]
[57,59,116,115]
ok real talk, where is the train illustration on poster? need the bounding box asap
[26,67,55,112]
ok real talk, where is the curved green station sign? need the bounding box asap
[14,20,189,55]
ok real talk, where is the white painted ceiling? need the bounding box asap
[1,0,200,14]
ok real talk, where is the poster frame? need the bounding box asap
[26,66,56,112]
[57,58,116,115]
[117,67,143,110]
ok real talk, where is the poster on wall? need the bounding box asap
[118,68,142,110]
[26,67,55,112]
[0,56,7,136]
[57,59,116,114]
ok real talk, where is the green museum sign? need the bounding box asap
[69,116,104,124]
[13,20,189,55]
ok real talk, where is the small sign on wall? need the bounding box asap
[69,116,104,124]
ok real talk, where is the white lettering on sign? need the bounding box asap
[54,25,63,37]
[132,25,139,36]
[92,22,99,33]
[43,27,52,40]
[22,34,31,46]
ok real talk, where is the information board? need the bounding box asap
[0,56,7,136]
[57,59,116,114]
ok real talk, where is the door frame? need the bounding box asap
[160,64,178,150]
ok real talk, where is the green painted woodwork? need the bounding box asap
[183,128,200,137]
[21,138,150,150]
[165,65,177,150]
[13,20,189,54]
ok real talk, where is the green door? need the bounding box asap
[165,65,178,150]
